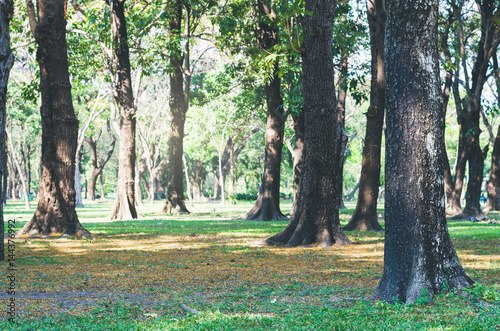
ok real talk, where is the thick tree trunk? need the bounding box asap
[266,0,350,246]
[164,0,189,214]
[0,0,14,259]
[19,0,91,237]
[486,124,500,211]
[291,112,304,217]
[243,61,287,221]
[344,0,385,231]
[108,0,138,220]
[373,0,472,303]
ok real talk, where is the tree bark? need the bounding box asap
[373,0,472,303]
[486,124,500,211]
[108,0,138,220]
[344,0,385,231]
[19,0,91,237]
[243,0,287,221]
[0,0,14,259]
[266,0,350,246]
[164,0,189,214]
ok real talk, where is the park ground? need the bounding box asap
[1,199,499,330]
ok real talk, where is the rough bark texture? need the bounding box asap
[85,121,116,201]
[243,0,287,221]
[265,0,350,247]
[108,0,138,220]
[486,124,500,211]
[164,0,189,214]
[0,0,14,258]
[19,0,91,237]
[373,0,473,304]
[344,0,385,231]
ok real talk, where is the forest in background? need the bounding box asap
[4,0,497,216]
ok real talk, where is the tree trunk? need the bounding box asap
[291,111,304,217]
[0,0,14,259]
[373,0,472,303]
[74,151,83,207]
[6,130,30,210]
[337,56,348,210]
[243,1,286,221]
[164,0,189,214]
[19,0,91,237]
[486,124,500,211]
[108,0,138,220]
[266,0,350,246]
[344,0,385,231]
[190,160,203,202]
[243,60,287,221]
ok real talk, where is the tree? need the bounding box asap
[18,0,91,237]
[451,0,500,219]
[486,124,500,211]
[373,0,473,303]
[344,0,385,231]
[265,0,351,247]
[107,0,138,220]
[85,120,116,200]
[0,0,14,259]
[242,0,287,221]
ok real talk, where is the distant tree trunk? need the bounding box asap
[0,0,14,259]
[486,124,500,211]
[452,0,500,219]
[445,71,468,215]
[108,0,138,220]
[75,151,83,207]
[135,163,143,207]
[99,172,106,200]
[291,111,304,217]
[6,130,30,210]
[85,121,116,201]
[337,56,348,210]
[266,0,350,246]
[19,0,91,237]
[190,160,203,202]
[373,0,472,303]
[243,0,287,221]
[344,0,385,231]
[164,0,189,214]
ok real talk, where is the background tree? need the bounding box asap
[344,0,385,231]
[266,0,351,246]
[374,0,473,303]
[18,0,91,237]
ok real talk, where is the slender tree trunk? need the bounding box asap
[6,130,30,210]
[373,0,472,303]
[19,0,91,237]
[99,172,106,200]
[266,0,350,246]
[164,0,189,214]
[191,160,203,202]
[291,112,304,217]
[0,0,13,259]
[344,0,385,231]
[337,56,348,210]
[75,151,83,207]
[486,124,500,211]
[108,0,137,220]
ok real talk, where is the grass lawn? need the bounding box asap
[1,199,499,330]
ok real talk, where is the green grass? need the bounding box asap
[1,199,500,330]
